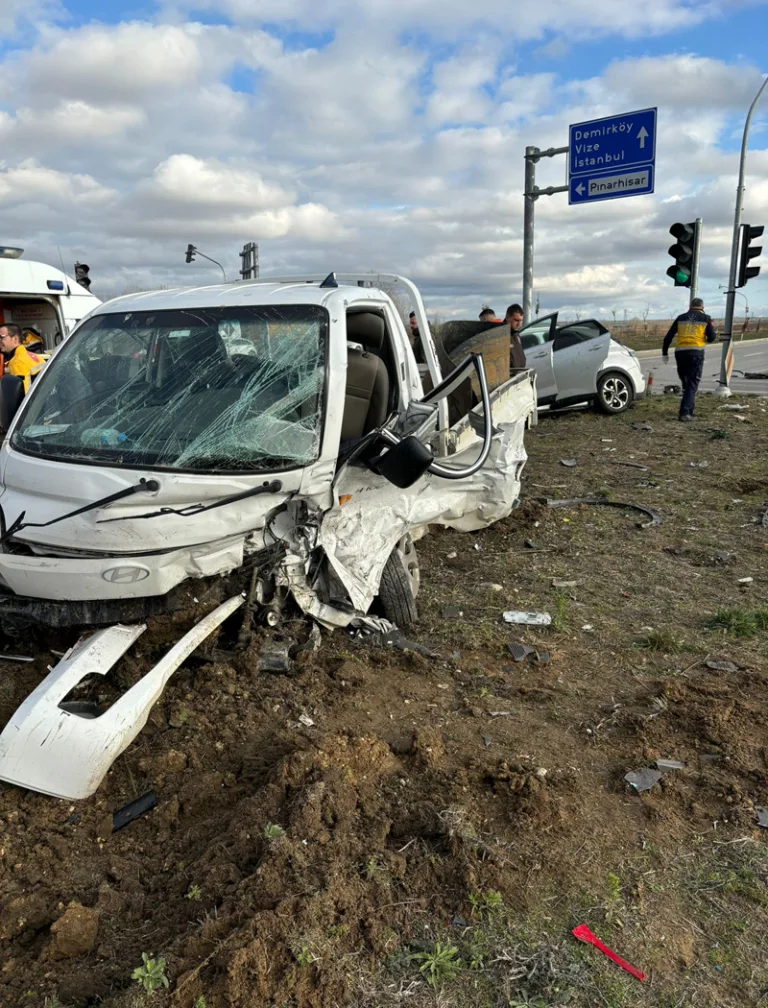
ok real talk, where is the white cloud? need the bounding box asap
[0,160,116,206]
[25,22,204,102]
[0,102,144,146]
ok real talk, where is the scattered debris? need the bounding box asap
[689,461,709,469]
[298,713,315,728]
[610,461,649,471]
[719,403,749,410]
[483,736,492,747]
[714,551,732,563]
[699,753,724,764]
[624,768,662,793]
[507,642,535,662]
[572,924,646,982]
[744,372,768,380]
[546,496,662,530]
[705,660,739,673]
[472,543,482,551]
[755,808,768,828]
[0,653,34,663]
[708,429,729,440]
[733,414,752,423]
[601,438,613,443]
[112,791,157,832]
[489,711,512,717]
[258,641,293,674]
[582,624,594,632]
[656,759,685,771]
[503,610,552,626]
[552,578,586,589]
[0,595,245,801]
[560,459,578,467]
[442,606,464,619]
[446,551,457,559]
[632,422,653,431]
[524,539,538,549]
[664,384,681,394]
[534,650,551,664]
[479,583,503,593]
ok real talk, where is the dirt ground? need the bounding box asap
[2,391,768,1008]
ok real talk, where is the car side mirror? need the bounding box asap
[371,435,434,489]
[0,374,25,431]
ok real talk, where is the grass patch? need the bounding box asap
[708,607,768,638]
[633,629,687,653]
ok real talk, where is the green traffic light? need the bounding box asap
[676,269,690,284]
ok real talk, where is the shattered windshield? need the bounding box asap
[12,305,328,473]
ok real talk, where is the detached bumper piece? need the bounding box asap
[0,595,244,800]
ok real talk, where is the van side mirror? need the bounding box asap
[371,435,433,488]
[0,374,25,431]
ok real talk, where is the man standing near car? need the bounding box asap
[662,298,717,421]
[505,303,526,372]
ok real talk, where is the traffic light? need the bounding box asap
[666,221,698,287]
[737,223,763,288]
[185,244,197,263]
[74,262,91,290]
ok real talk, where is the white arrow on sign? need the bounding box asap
[637,126,649,148]
[575,183,585,195]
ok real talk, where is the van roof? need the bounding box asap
[94,276,385,315]
[0,259,100,300]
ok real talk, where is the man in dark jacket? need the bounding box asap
[662,298,717,421]
[505,303,526,372]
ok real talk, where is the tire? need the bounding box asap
[596,371,634,415]
[377,536,419,630]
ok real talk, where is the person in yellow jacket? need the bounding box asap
[0,323,45,392]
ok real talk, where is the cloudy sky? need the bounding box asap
[1,0,767,321]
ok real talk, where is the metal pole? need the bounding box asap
[522,147,538,325]
[197,250,227,283]
[715,74,768,397]
[690,217,702,302]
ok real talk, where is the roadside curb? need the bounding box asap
[635,336,768,360]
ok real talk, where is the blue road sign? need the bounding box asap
[570,165,654,204]
[568,107,656,205]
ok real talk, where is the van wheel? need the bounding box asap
[596,371,634,414]
[377,537,419,630]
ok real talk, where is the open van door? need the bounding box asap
[309,355,536,623]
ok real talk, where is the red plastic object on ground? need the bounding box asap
[647,372,654,391]
[572,924,646,982]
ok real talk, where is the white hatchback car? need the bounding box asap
[520,312,646,414]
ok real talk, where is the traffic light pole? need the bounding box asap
[690,216,702,302]
[715,74,768,397]
[523,145,568,324]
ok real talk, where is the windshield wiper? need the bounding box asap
[97,479,283,523]
[0,478,161,546]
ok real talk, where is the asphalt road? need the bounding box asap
[641,339,768,397]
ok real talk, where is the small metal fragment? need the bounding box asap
[656,759,685,771]
[503,611,552,626]
[560,459,578,467]
[624,768,662,793]
[507,642,535,662]
[705,660,738,673]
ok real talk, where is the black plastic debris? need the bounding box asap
[546,496,662,530]
[560,459,578,468]
[112,791,157,832]
[705,660,739,673]
[507,642,535,662]
[377,629,437,659]
[713,551,732,563]
[64,813,81,827]
[664,384,681,394]
[624,768,662,793]
[744,372,768,380]
[534,651,551,664]
[524,539,537,549]
[258,641,292,674]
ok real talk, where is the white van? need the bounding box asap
[0,250,101,350]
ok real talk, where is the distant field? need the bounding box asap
[597,316,767,351]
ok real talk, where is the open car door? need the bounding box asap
[302,355,536,625]
[520,312,558,406]
[550,320,612,405]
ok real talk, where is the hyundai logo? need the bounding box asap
[102,566,151,584]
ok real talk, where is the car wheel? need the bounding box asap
[377,536,419,629]
[596,371,634,415]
